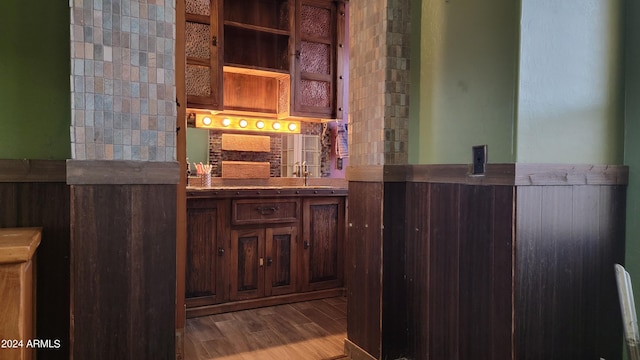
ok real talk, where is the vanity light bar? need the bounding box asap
[194,114,300,134]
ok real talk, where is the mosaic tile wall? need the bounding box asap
[70,0,177,161]
[209,132,283,177]
[349,0,410,166]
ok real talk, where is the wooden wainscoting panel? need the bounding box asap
[381,182,407,359]
[0,181,70,360]
[491,185,515,359]
[427,183,460,359]
[458,184,496,358]
[596,185,627,358]
[515,185,624,360]
[346,181,383,359]
[457,185,514,359]
[405,182,515,360]
[70,184,176,359]
[405,181,430,359]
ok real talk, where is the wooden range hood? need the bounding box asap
[188,66,291,127]
[187,66,330,128]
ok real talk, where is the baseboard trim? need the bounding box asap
[186,288,346,318]
[344,339,377,360]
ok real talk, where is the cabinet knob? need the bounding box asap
[217,247,225,256]
[295,50,301,59]
[304,241,310,249]
[266,257,273,266]
[212,36,217,46]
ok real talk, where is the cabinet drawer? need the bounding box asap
[232,199,300,225]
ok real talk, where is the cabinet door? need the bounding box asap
[186,205,225,306]
[230,228,265,300]
[185,0,223,109]
[301,197,344,291]
[265,226,298,296]
[292,0,340,118]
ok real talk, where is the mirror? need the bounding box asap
[186,122,346,178]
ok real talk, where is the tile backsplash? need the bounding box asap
[70,0,177,161]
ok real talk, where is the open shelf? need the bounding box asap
[224,26,291,71]
[224,0,290,31]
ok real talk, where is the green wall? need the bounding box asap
[0,0,70,160]
[186,127,210,166]
[516,0,625,164]
[409,0,518,164]
[410,0,625,166]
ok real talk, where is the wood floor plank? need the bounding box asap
[185,335,211,359]
[309,299,348,320]
[187,316,225,342]
[264,313,309,343]
[201,337,242,358]
[292,323,344,358]
[296,307,346,335]
[273,303,314,325]
[185,297,347,360]
[322,297,347,317]
[232,309,273,333]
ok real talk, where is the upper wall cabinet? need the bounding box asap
[183,0,346,119]
[223,0,292,72]
[185,0,223,110]
[292,0,345,119]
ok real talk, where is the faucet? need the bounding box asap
[293,162,301,177]
[293,161,311,185]
[301,161,310,186]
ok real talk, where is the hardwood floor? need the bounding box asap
[185,297,348,360]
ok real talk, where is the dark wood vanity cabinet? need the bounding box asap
[230,225,298,300]
[230,198,299,300]
[185,198,229,307]
[185,190,346,317]
[301,197,344,291]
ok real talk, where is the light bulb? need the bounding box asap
[288,123,297,131]
[222,118,231,126]
[239,119,248,128]
[202,117,212,126]
[256,120,265,129]
[272,122,281,130]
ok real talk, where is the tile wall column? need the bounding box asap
[345,1,412,359]
[67,1,178,358]
[349,0,410,170]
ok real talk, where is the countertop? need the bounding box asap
[187,185,348,198]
